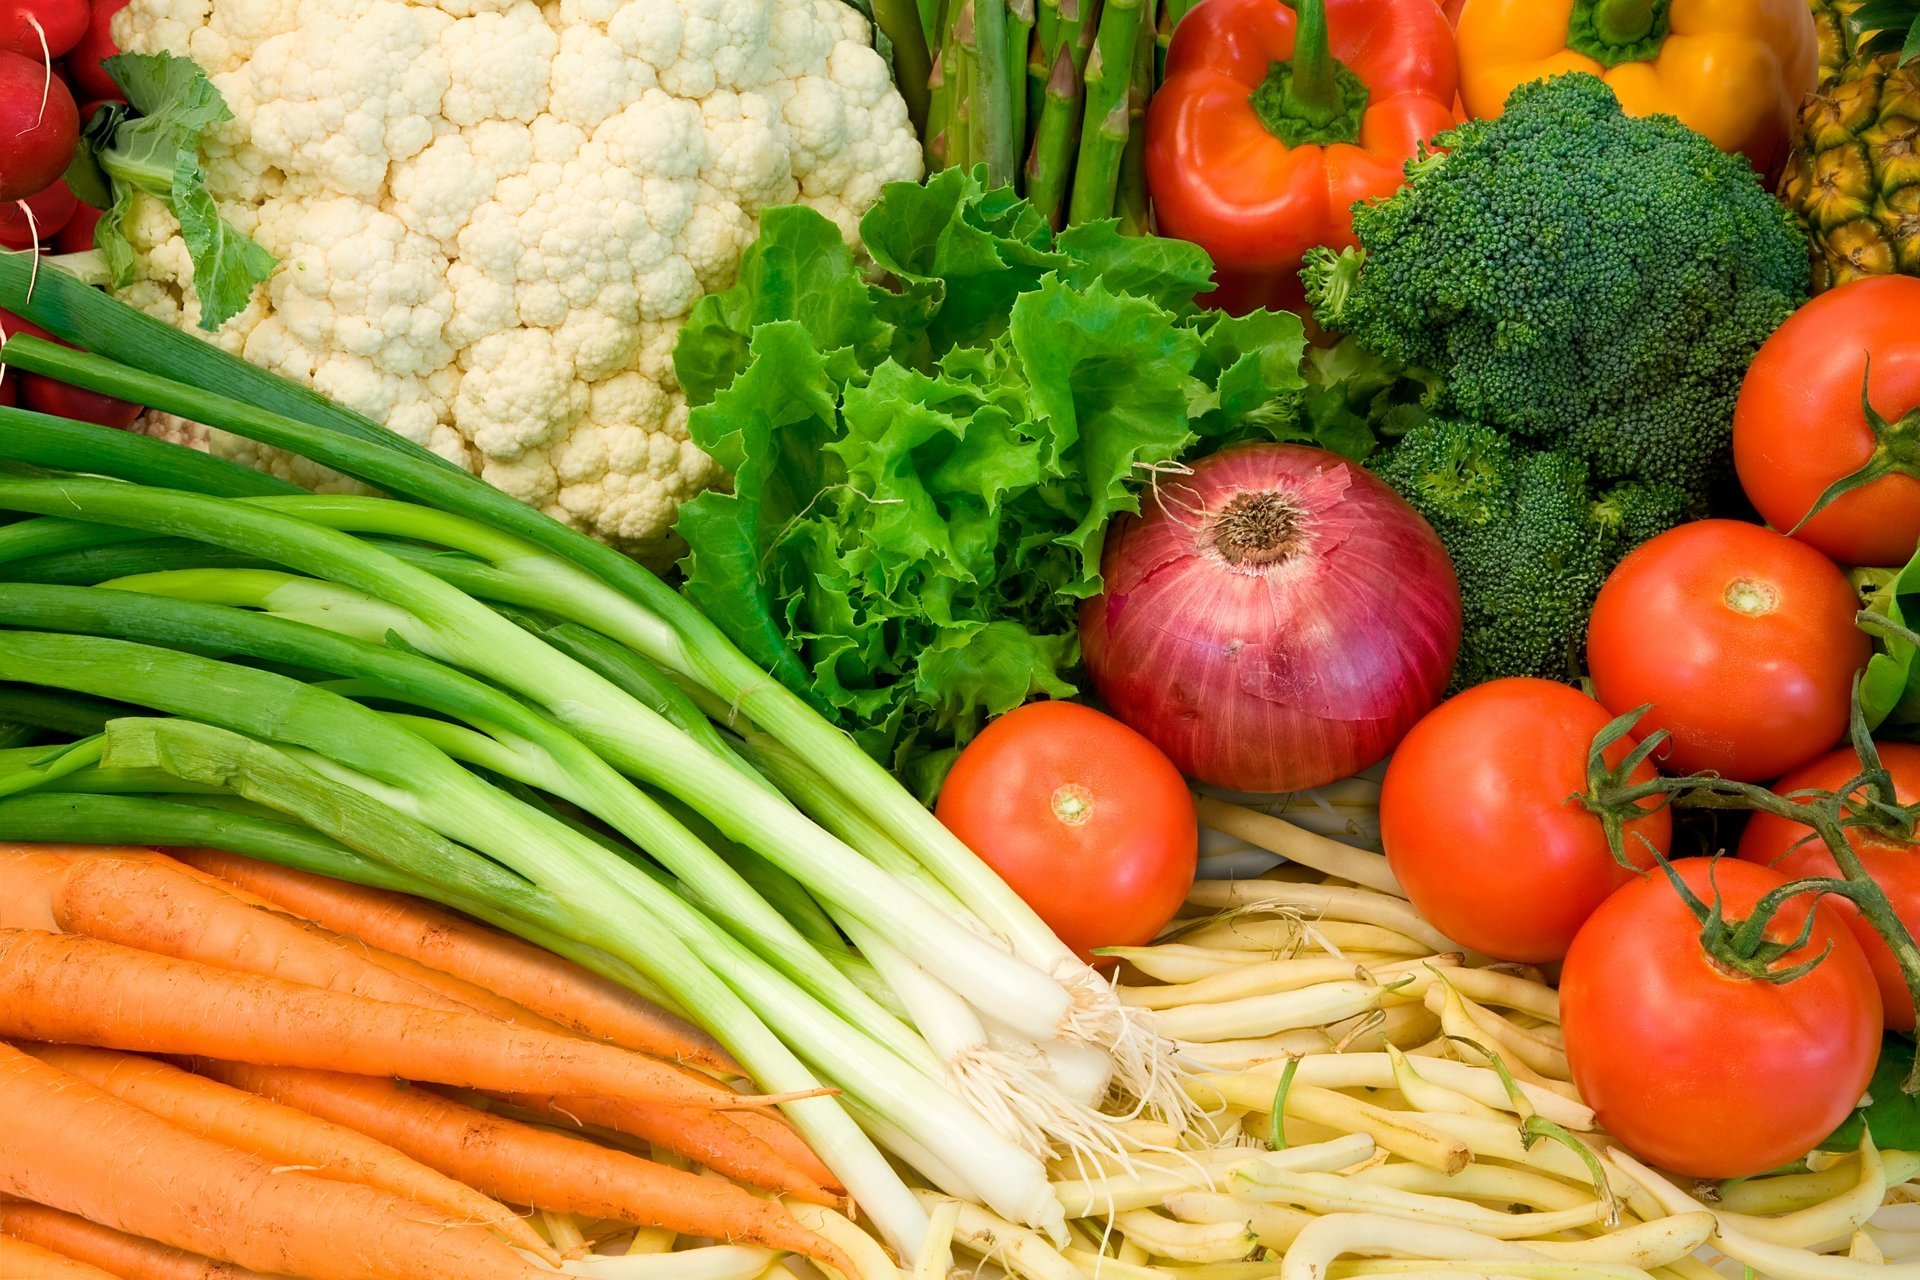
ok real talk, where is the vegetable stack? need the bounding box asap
[0,248,1195,1262]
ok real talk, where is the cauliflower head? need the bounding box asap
[114,0,922,564]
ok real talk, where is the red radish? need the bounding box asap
[20,373,142,427]
[0,0,87,58]
[0,177,76,246]
[0,375,15,407]
[52,196,98,253]
[60,0,121,99]
[0,306,53,343]
[0,50,79,201]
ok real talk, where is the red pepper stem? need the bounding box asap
[1281,0,1339,126]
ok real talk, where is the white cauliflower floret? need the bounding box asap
[112,0,920,563]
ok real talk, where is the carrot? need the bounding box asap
[20,1046,556,1262]
[197,1061,857,1273]
[176,847,739,1072]
[497,1091,842,1205]
[46,853,575,1033]
[0,929,774,1114]
[0,1231,123,1280]
[0,1200,275,1280]
[0,847,283,933]
[0,1044,544,1280]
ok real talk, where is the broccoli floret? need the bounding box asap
[1306,73,1808,502]
[1375,420,1691,687]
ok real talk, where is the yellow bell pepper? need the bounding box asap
[1455,0,1817,175]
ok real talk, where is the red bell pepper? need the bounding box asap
[1145,0,1457,312]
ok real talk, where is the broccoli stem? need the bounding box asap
[1066,0,1141,224]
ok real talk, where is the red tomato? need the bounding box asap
[1735,277,1920,567]
[1381,678,1670,963]
[0,178,78,248]
[935,702,1198,963]
[63,0,128,102]
[1739,742,1920,1031]
[1562,857,1881,1177]
[1587,520,1871,782]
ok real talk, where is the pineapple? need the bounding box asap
[1781,0,1920,290]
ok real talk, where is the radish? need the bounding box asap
[0,307,53,343]
[61,0,121,98]
[0,0,87,58]
[20,372,142,426]
[0,177,76,247]
[0,374,15,407]
[52,195,98,252]
[0,49,79,201]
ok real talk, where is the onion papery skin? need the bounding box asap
[1080,443,1462,792]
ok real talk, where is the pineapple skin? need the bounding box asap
[1784,0,1920,290]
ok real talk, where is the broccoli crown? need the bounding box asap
[1311,73,1809,502]
[1375,419,1690,687]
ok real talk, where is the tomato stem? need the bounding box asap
[1788,354,1920,536]
[1579,692,1920,1092]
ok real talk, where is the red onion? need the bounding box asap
[1080,443,1462,792]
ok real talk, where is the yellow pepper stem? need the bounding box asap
[1566,0,1672,66]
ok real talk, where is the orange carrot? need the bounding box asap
[20,1046,555,1262]
[0,1200,274,1280]
[0,847,287,933]
[497,1091,841,1205]
[40,861,823,1191]
[198,1061,855,1272]
[0,929,772,1113]
[176,848,738,1072]
[46,854,574,1033]
[0,1044,544,1280]
[0,1231,124,1280]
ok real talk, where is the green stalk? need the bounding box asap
[1008,0,1036,180]
[875,0,935,132]
[0,330,1100,1024]
[971,0,1019,188]
[1155,0,1198,82]
[924,43,953,171]
[1025,0,1098,226]
[0,579,914,1069]
[1115,0,1155,235]
[0,406,298,498]
[1026,0,1052,162]
[955,0,983,172]
[0,537,265,585]
[1066,0,1141,224]
[1281,0,1339,125]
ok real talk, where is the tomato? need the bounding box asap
[1735,276,1920,568]
[1587,520,1870,782]
[935,701,1197,963]
[1380,678,1670,963]
[1561,857,1882,1178]
[1738,742,1920,1031]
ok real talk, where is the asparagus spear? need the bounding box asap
[1066,0,1142,224]
[952,0,978,172]
[1008,0,1036,178]
[924,44,952,170]
[1115,0,1155,234]
[1028,0,1056,154]
[1024,0,1098,226]
[873,0,934,130]
[971,0,1018,187]
[1154,0,1198,84]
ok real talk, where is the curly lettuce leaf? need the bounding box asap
[674,170,1318,780]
